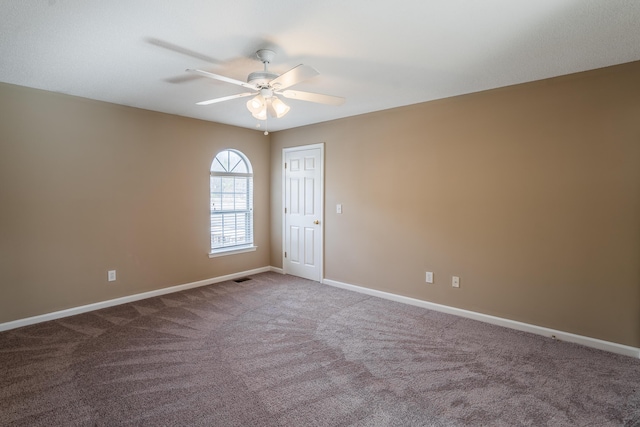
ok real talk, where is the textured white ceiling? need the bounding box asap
[1,0,639,132]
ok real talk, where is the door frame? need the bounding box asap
[282,143,324,282]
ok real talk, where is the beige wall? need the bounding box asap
[0,83,270,323]
[271,61,640,347]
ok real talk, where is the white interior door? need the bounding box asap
[284,145,323,282]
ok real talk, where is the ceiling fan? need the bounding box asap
[187,49,345,120]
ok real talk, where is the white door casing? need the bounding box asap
[283,144,323,282]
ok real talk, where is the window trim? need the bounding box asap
[209,244,257,258]
[209,149,254,256]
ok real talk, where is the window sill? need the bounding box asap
[208,245,257,258]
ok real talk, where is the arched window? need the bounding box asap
[209,149,254,256]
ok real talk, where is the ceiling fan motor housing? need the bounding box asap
[247,70,278,88]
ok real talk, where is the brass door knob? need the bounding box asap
[313,220,320,225]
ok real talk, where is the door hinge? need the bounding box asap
[284,162,287,169]
[284,207,287,214]
[284,252,287,258]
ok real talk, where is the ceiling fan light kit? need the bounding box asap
[188,49,345,125]
[269,97,290,118]
[246,94,265,114]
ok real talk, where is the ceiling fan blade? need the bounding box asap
[187,69,257,90]
[270,64,319,90]
[279,90,345,106]
[147,38,220,64]
[196,92,255,106]
[165,74,202,84]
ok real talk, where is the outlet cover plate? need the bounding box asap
[452,276,460,288]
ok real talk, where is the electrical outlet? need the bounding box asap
[452,276,460,288]
[108,270,116,282]
[425,271,434,283]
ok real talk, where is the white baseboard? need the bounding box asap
[322,278,640,359]
[270,266,284,275]
[4,270,637,359]
[0,266,282,332]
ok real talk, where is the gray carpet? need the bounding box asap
[1,272,639,426]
